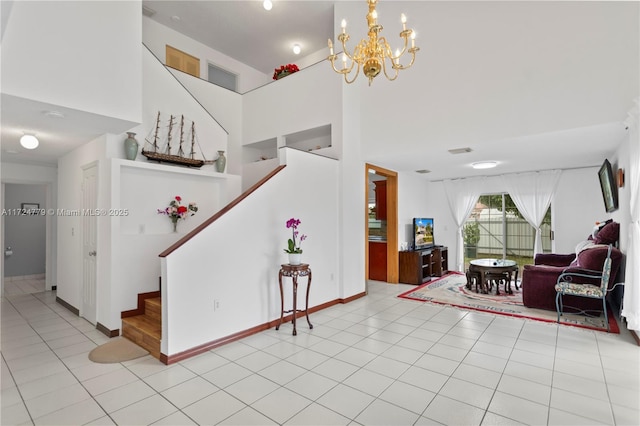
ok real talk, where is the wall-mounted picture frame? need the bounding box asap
[21,203,40,214]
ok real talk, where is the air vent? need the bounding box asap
[415,169,431,174]
[448,147,472,155]
[142,5,156,17]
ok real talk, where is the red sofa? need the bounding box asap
[521,221,622,313]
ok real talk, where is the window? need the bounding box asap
[464,193,552,272]
[208,63,237,92]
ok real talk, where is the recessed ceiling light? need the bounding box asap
[263,1,273,11]
[44,110,65,119]
[292,44,301,55]
[415,169,431,174]
[448,147,472,155]
[472,161,498,170]
[20,134,39,150]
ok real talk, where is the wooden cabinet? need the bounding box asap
[368,241,387,281]
[166,45,200,78]
[374,180,387,220]
[399,246,448,285]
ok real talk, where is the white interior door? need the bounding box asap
[81,165,98,324]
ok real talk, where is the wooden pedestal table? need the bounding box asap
[468,258,518,295]
[277,263,313,335]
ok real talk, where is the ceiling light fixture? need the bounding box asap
[292,44,301,55]
[20,134,39,150]
[472,161,498,170]
[263,0,273,11]
[327,0,419,86]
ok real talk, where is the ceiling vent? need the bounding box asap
[142,5,156,17]
[448,147,472,155]
[415,169,431,174]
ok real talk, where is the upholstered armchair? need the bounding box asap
[521,221,622,313]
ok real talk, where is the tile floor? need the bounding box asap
[1,280,639,425]
[2,277,46,297]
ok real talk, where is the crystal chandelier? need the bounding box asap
[327,0,419,86]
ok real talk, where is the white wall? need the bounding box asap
[2,0,142,124]
[162,148,339,356]
[143,17,268,93]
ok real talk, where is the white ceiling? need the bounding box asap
[1,0,638,181]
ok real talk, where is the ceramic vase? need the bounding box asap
[124,132,139,160]
[288,253,301,265]
[215,150,226,173]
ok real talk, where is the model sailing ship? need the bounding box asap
[142,111,207,168]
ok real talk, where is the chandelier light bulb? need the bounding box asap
[263,0,272,11]
[401,13,407,30]
[20,134,39,150]
[293,44,301,55]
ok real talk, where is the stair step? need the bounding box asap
[145,297,162,322]
[122,314,161,359]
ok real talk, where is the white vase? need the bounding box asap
[288,253,301,265]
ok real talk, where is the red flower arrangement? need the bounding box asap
[273,64,300,80]
[158,195,198,231]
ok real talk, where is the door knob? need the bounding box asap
[88,250,97,256]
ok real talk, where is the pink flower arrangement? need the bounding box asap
[284,218,307,254]
[273,63,300,80]
[157,195,198,225]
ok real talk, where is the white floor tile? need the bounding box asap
[160,376,219,409]
[284,402,350,425]
[316,383,375,419]
[110,394,178,425]
[354,398,419,425]
[488,391,549,425]
[422,394,486,425]
[251,386,312,424]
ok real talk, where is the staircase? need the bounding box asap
[121,292,161,360]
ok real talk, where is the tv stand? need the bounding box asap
[399,246,448,285]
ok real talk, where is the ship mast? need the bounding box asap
[177,115,185,157]
[151,111,161,152]
[166,115,175,155]
[190,121,196,159]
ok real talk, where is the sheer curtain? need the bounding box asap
[443,177,486,272]
[502,170,562,256]
[622,98,640,331]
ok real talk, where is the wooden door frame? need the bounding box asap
[365,164,399,283]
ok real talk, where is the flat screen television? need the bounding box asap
[413,218,435,250]
[598,159,619,213]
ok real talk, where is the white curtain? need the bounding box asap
[443,177,486,272]
[502,170,562,256]
[622,97,640,331]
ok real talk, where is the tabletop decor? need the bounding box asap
[158,195,198,232]
[284,217,307,264]
[273,63,299,80]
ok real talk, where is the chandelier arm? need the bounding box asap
[328,54,356,75]
[344,62,361,84]
[381,57,399,81]
[391,49,419,70]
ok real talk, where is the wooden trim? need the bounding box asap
[365,164,399,284]
[160,165,286,257]
[161,292,367,365]
[96,322,119,338]
[56,296,79,316]
[121,291,161,318]
[630,329,640,346]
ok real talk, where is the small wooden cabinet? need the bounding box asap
[373,180,387,220]
[399,246,448,285]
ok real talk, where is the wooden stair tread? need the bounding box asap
[122,315,161,339]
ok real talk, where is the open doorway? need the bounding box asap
[365,164,398,283]
[2,183,47,295]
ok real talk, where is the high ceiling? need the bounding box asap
[1,1,638,182]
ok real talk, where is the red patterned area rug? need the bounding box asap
[397,272,619,333]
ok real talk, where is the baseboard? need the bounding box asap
[56,296,79,316]
[161,292,368,365]
[629,328,640,346]
[96,322,119,338]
